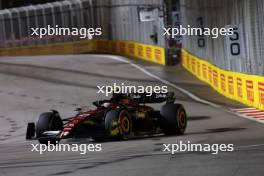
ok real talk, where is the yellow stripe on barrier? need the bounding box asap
[182,49,264,110]
[0,40,165,65]
[94,40,165,65]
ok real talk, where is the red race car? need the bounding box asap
[26,92,187,144]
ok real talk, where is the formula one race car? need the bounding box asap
[26,92,187,144]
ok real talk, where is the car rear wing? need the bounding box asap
[128,92,175,104]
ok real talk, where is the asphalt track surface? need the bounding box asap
[0,55,264,176]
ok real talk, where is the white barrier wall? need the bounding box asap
[180,0,264,75]
[0,0,165,48]
[109,0,165,47]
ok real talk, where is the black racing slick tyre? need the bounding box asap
[36,111,63,144]
[105,109,132,139]
[160,104,187,135]
[26,122,35,140]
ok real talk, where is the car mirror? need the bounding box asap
[93,101,99,107]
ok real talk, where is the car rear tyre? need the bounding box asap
[105,109,132,139]
[36,111,63,144]
[160,104,187,135]
[26,122,35,140]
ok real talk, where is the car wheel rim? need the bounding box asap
[120,115,130,134]
[178,111,186,129]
